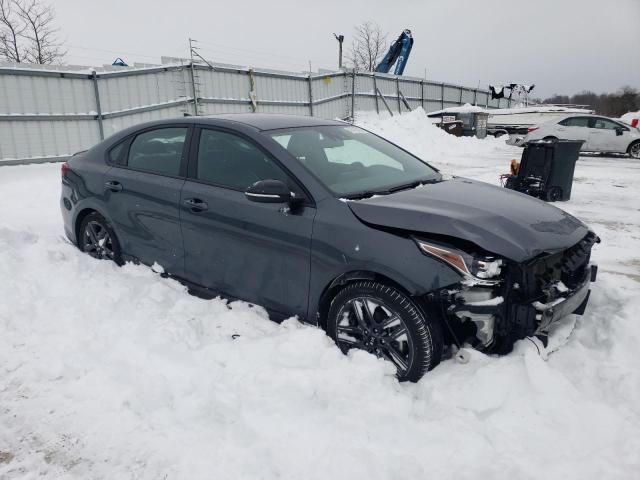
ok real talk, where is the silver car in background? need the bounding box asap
[522,115,640,159]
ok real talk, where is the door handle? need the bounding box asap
[183,198,208,211]
[104,180,123,192]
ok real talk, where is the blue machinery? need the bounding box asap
[375,29,414,75]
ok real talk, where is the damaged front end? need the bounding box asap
[417,232,600,353]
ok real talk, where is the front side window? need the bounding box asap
[127,127,188,176]
[197,129,290,190]
[268,125,440,197]
[593,118,622,130]
[108,141,126,165]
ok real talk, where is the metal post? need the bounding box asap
[307,74,314,116]
[350,69,356,121]
[373,74,380,114]
[188,38,199,115]
[91,71,104,140]
[474,88,478,106]
[420,80,424,109]
[248,69,257,112]
[334,34,344,69]
[441,83,445,109]
[459,87,463,106]
[189,62,199,115]
[396,77,401,113]
[485,90,489,108]
[376,88,393,116]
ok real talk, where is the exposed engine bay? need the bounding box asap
[423,232,600,353]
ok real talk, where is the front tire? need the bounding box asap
[327,281,443,382]
[79,212,122,265]
[628,141,640,159]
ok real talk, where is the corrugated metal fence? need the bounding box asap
[0,61,513,165]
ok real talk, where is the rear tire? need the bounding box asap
[326,281,443,382]
[78,212,123,265]
[628,141,640,159]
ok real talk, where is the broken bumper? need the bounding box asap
[509,264,597,339]
[533,268,592,331]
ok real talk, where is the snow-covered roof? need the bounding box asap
[427,103,486,116]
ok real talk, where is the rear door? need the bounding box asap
[104,125,191,275]
[588,117,628,153]
[180,127,315,319]
[557,117,591,148]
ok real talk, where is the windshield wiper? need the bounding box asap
[342,191,383,200]
[342,178,441,200]
[387,178,440,193]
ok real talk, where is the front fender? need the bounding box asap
[307,200,463,324]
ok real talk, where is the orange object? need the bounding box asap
[510,159,520,176]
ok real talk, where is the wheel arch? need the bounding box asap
[316,269,427,330]
[73,205,115,246]
[627,139,640,154]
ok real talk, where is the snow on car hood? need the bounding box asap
[347,177,589,262]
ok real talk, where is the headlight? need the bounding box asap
[415,239,503,281]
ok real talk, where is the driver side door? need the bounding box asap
[179,127,316,320]
[588,117,628,153]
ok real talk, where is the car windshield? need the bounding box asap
[268,125,441,198]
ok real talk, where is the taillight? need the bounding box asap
[527,127,539,133]
[632,119,638,128]
[61,162,71,178]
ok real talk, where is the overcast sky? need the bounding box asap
[56,0,639,98]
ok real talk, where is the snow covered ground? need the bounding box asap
[1,109,639,479]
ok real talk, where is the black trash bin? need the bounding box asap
[504,139,583,201]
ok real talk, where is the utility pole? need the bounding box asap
[188,38,199,116]
[334,33,344,69]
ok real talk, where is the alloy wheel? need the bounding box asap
[82,220,115,260]
[335,296,413,375]
[630,142,640,159]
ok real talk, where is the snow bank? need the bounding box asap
[426,103,486,115]
[356,108,509,162]
[1,110,640,479]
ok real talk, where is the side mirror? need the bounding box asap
[615,128,624,136]
[245,179,292,203]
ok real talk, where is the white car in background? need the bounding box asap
[522,115,640,159]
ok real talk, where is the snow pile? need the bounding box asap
[426,103,486,115]
[357,107,508,163]
[620,110,639,126]
[1,111,640,479]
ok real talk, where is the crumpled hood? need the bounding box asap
[347,177,589,262]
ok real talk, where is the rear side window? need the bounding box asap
[127,127,188,176]
[196,129,289,190]
[560,117,591,127]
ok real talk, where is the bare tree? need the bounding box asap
[544,86,639,117]
[0,0,25,62]
[15,0,64,64]
[348,21,387,72]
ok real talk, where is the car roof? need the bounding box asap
[198,113,346,131]
[101,114,349,148]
